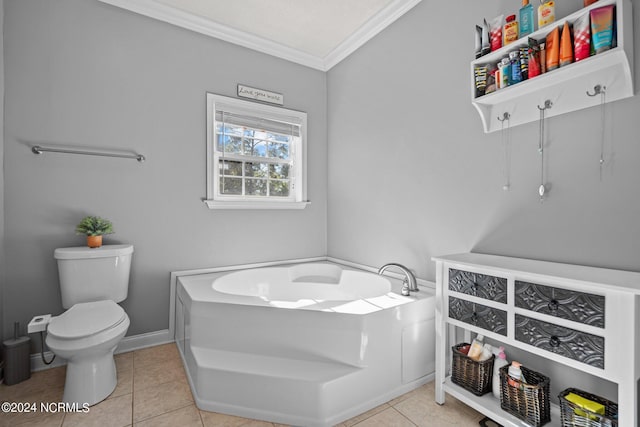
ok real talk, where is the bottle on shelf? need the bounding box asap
[538,0,556,29]
[467,334,485,360]
[519,0,535,38]
[510,51,523,84]
[507,361,527,388]
[479,343,494,361]
[501,57,511,88]
[492,347,509,399]
[503,15,519,46]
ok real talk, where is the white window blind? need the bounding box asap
[205,93,308,210]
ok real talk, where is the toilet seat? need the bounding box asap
[48,300,127,339]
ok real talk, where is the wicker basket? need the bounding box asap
[451,343,494,396]
[499,364,551,427]
[559,388,618,427]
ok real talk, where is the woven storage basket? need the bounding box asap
[559,388,618,427]
[451,343,494,396]
[499,364,551,427]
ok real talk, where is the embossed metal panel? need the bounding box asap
[515,315,604,369]
[448,297,507,336]
[515,281,605,328]
[448,269,508,303]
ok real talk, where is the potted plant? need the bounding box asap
[75,216,114,248]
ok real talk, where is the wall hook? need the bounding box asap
[586,85,606,97]
[537,100,553,111]
[497,112,511,122]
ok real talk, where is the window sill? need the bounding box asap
[204,200,311,210]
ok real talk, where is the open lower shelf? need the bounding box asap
[443,377,561,427]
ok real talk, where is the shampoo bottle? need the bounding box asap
[479,343,494,361]
[467,335,485,360]
[492,347,509,399]
[538,1,556,29]
[520,0,535,38]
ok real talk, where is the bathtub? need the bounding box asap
[173,259,436,427]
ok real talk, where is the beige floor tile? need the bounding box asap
[393,394,480,427]
[115,352,134,372]
[111,368,133,399]
[0,386,65,427]
[199,411,274,427]
[132,357,186,392]
[133,404,203,427]
[200,411,246,427]
[339,403,390,427]
[62,393,132,427]
[0,366,66,400]
[133,343,179,368]
[133,378,193,422]
[239,421,275,427]
[7,412,65,427]
[350,407,415,427]
[388,383,433,407]
[1,345,492,427]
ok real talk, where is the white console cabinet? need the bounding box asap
[433,253,640,426]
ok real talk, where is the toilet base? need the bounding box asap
[45,310,130,407]
[63,346,118,406]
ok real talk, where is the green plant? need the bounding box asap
[75,216,114,237]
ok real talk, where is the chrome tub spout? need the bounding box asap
[378,263,418,295]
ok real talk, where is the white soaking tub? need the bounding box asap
[173,260,436,427]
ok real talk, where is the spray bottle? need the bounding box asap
[492,347,509,398]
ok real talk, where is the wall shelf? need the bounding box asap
[471,0,633,133]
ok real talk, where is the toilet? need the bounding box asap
[46,244,133,406]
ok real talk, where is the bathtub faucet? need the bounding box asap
[377,263,418,296]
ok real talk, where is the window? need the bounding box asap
[205,93,308,209]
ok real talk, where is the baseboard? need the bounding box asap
[115,329,172,353]
[30,329,173,372]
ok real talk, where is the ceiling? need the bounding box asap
[98,0,423,71]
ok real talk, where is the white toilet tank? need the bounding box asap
[54,244,134,309]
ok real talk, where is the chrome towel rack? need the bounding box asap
[32,145,146,162]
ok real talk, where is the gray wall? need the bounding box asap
[2,0,327,339]
[326,0,639,402]
[327,0,640,281]
[0,0,4,349]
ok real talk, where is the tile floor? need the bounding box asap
[0,343,484,427]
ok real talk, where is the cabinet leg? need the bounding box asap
[617,378,638,426]
[435,341,445,404]
[435,318,449,404]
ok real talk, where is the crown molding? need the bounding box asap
[98,0,422,71]
[322,0,423,70]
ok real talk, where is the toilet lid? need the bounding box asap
[48,300,126,339]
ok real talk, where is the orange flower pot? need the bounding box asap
[87,235,103,248]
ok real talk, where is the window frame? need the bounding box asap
[205,93,309,210]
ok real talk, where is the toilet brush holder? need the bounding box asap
[2,322,31,385]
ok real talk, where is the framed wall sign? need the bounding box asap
[237,84,284,106]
